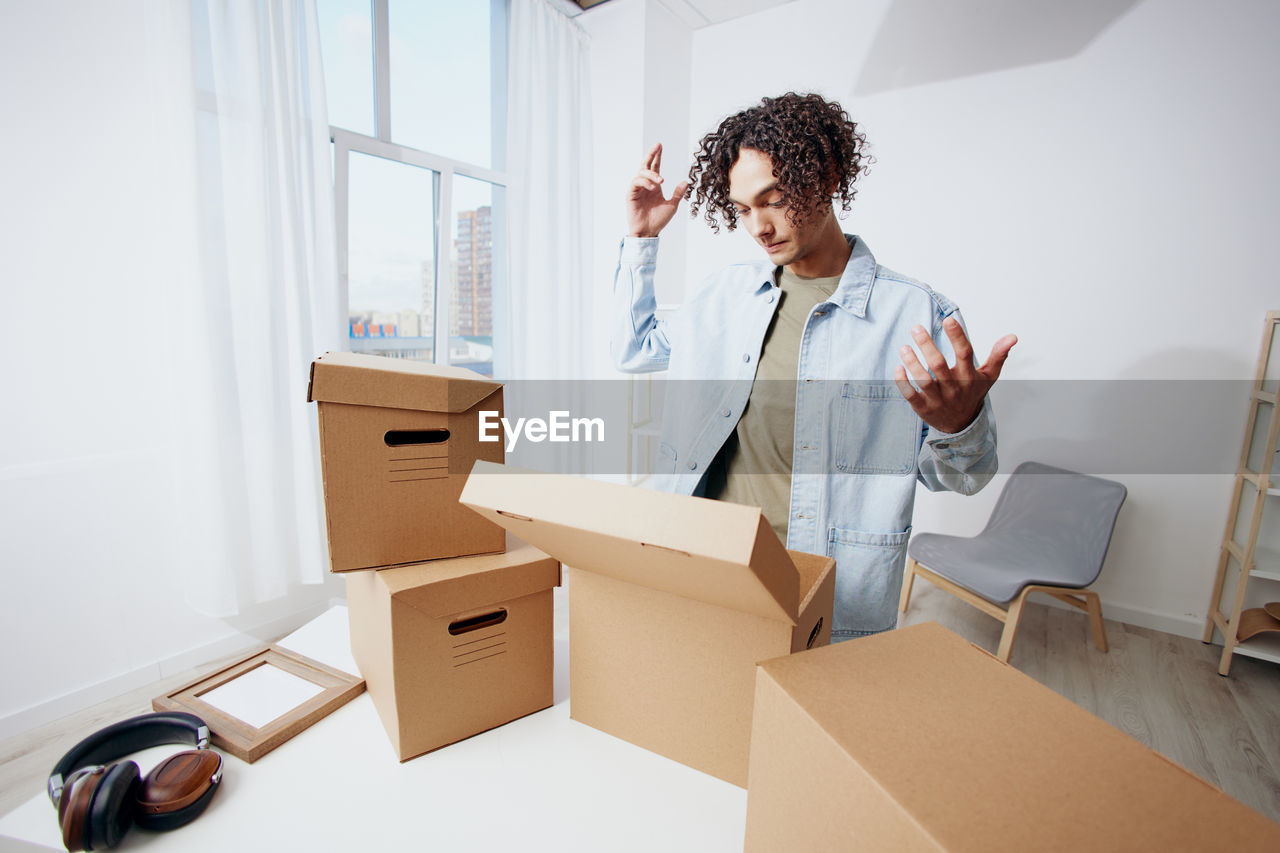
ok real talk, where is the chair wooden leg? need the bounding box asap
[1084,591,1108,653]
[899,557,918,614]
[996,589,1031,663]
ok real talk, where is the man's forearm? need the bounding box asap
[611,236,671,373]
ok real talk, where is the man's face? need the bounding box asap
[727,147,832,268]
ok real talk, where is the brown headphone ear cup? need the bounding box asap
[135,749,222,831]
[85,761,140,850]
[59,768,104,853]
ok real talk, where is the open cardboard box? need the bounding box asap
[308,352,506,571]
[346,534,561,761]
[745,621,1280,851]
[460,461,834,787]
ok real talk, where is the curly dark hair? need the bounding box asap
[686,92,871,233]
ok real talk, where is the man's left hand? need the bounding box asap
[894,317,1017,435]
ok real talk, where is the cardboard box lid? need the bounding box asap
[756,621,1280,849]
[375,537,560,618]
[459,461,800,624]
[307,351,502,413]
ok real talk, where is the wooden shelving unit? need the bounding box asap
[1203,311,1280,675]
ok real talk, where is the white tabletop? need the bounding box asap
[0,601,747,851]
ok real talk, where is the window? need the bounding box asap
[318,0,507,375]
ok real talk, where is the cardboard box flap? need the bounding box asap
[378,538,560,619]
[756,622,1280,850]
[460,461,800,624]
[307,351,502,413]
[789,550,835,613]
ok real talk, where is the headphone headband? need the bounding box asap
[49,712,210,806]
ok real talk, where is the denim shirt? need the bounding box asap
[611,234,998,637]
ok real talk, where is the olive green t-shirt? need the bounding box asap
[703,266,841,543]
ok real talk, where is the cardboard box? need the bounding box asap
[308,352,505,571]
[745,621,1280,852]
[459,461,835,787]
[345,534,561,761]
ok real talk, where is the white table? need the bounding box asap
[0,602,747,851]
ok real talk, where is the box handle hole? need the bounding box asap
[496,510,533,522]
[807,617,824,649]
[449,608,508,635]
[640,542,691,558]
[384,429,450,447]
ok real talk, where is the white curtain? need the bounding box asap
[175,0,341,614]
[0,0,338,728]
[504,0,593,381]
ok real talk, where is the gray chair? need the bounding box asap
[900,461,1127,662]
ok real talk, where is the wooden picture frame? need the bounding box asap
[153,645,364,763]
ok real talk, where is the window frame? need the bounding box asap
[329,0,508,367]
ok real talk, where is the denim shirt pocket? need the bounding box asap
[834,382,918,475]
[826,526,911,636]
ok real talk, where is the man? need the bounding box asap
[611,92,1016,638]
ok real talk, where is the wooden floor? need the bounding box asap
[2,586,1279,829]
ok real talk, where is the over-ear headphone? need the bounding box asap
[48,712,222,851]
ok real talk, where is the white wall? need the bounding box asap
[0,0,341,740]
[582,0,694,332]
[589,0,1280,637]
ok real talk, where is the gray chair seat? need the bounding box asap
[907,462,1127,605]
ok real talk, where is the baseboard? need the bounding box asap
[1039,595,1204,641]
[0,596,347,743]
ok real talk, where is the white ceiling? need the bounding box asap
[656,0,797,28]
[570,0,797,29]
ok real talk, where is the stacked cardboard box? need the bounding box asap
[309,353,560,761]
[346,534,559,761]
[307,351,506,572]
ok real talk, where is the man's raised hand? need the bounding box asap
[894,316,1017,435]
[626,142,690,239]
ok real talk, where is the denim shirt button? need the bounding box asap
[742,353,751,363]
[766,293,775,304]
[720,408,732,417]
[687,461,698,470]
